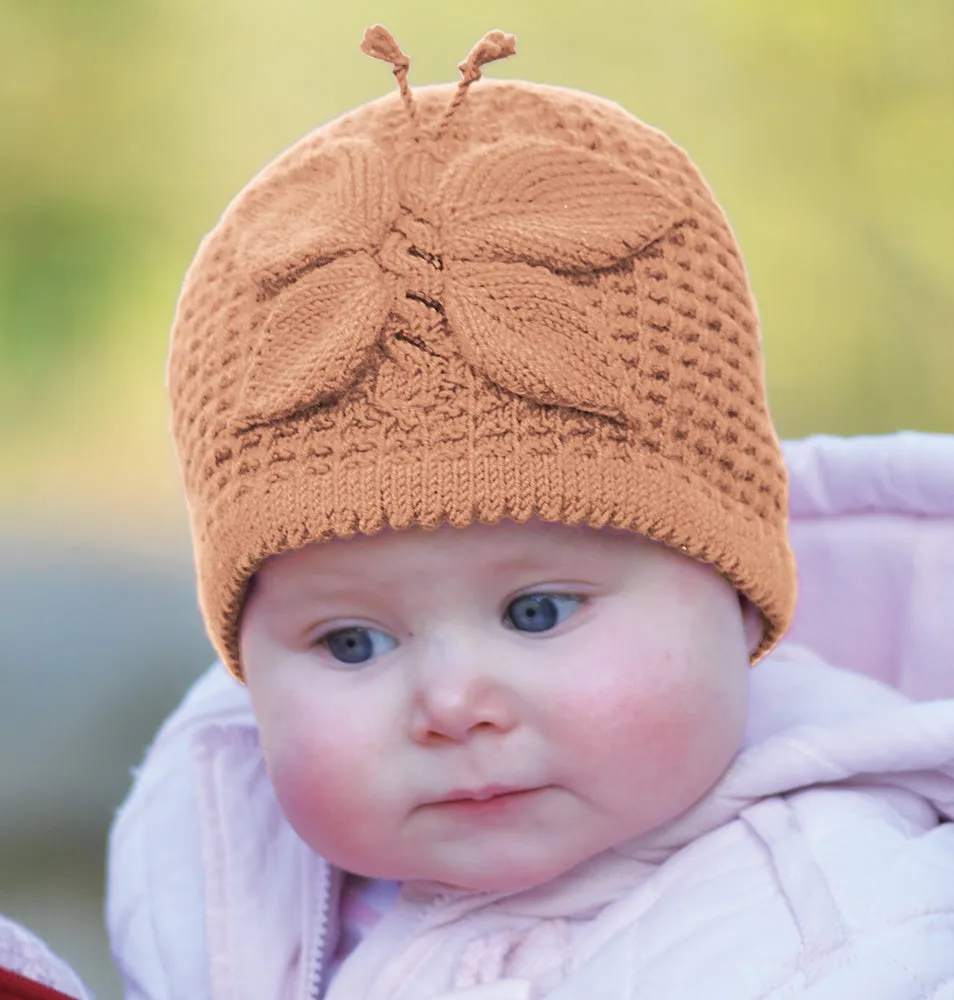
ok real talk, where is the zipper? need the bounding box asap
[307,860,335,1000]
[318,883,457,1000]
[309,873,507,1000]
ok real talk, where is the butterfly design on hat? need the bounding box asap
[232,25,687,433]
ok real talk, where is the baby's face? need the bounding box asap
[240,519,758,892]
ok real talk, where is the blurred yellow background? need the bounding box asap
[1,2,951,998]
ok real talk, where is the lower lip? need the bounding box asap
[432,788,543,818]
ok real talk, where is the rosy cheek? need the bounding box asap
[265,722,370,854]
[563,678,702,768]
[553,641,741,810]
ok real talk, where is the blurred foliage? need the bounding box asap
[0,198,135,377]
[1,0,952,536]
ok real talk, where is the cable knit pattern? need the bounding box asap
[166,26,795,677]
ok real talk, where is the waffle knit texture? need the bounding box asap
[167,28,796,678]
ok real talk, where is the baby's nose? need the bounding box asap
[408,656,518,746]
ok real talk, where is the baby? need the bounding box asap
[107,26,954,1000]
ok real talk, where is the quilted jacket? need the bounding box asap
[107,433,954,999]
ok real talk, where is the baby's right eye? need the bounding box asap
[321,627,397,666]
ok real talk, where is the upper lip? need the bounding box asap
[433,785,532,803]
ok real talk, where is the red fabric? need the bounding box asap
[0,967,77,1000]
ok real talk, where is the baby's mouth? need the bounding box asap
[423,785,549,818]
[434,784,531,804]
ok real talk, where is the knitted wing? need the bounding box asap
[234,255,396,428]
[438,141,685,270]
[231,141,397,429]
[443,260,626,421]
[437,142,686,422]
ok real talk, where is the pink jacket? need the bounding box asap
[107,433,954,1000]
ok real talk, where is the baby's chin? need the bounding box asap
[381,848,601,896]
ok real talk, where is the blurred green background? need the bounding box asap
[1,1,952,998]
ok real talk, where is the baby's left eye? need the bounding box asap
[504,593,583,634]
[322,627,397,666]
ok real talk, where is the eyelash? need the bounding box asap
[312,591,589,665]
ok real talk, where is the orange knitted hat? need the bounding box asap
[168,26,796,679]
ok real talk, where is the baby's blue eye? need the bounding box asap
[323,627,396,665]
[504,594,582,633]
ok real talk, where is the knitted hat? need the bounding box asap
[168,26,796,679]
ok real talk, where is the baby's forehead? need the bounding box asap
[257,518,654,582]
